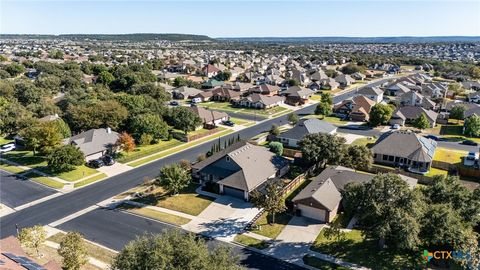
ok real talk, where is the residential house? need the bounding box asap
[334,74,356,88]
[282,86,315,106]
[357,86,384,103]
[66,128,120,161]
[233,93,284,109]
[467,91,480,103]
[211,87,242,102]
[292,165,417,222]
[277,119,337,148]
[351,72,366,81]
[399,91,436,110]
[248,84,280,96]
[191,142,289,200]
[371,131,437,173]
[334,95,375,122]
[172,86,203,100]
[202,64,220,78]
[389,106,438,128]
[0,236,62,270]
[190,106,229,128]
[202,79,225,89]
[318,78,340,90]
[386,82,411,96]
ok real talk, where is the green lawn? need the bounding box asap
[310,229,421,269]
[230,117,250,126]
[24,172,64,189]
[439,124,480,143]
[250,212,292,239]
[302,114,347,126]
[309,94,322,101]
[133,184,215,216]
[331,212,352,228]
[42,165,98,182]
[0,160,27,174]
[0,137,13,144]
[120,203,191,225]
[303,255,350,270]
[350,137,375,147]
[74,173,108,188]
[128,129,233,167]
[425,167,449,177]
[433,148,466,164]
[117,139,183,164]
[234,234,270,250]
[199,102,289,117]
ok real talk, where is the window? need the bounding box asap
[383,155,388,161]
[226,156,230,162]
[388,156,394,162]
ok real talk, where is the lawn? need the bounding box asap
[117,139,183,163]
[302,114,347,126]
[199,101,289,117]
[309,94,322,101]
[310,229,421,269]
[128,129,233,167]
[350,137,375,147]
[0,137,13,144]
[331,212,352,228]
[74,173,108,188]
[133,184,215,216]
[433,148,466,164]
[120,203,191,225]
[47,233,116,265]
[425,167,449,177]
[0,160,27,174]
[438,124,480,143]
[24,172,64,189]
[34,245,101,270]
[303,255,350,270]
[230,117,250,126]
[42,165,98,182]
[250,212,292,239]
[234,234,270,250]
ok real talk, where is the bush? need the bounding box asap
[269,142,284,156]
[47,145,85,172]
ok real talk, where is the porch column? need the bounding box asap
[219,184,224,194]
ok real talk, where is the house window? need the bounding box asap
[226,156,230,162]
[383,155,388,161]
[373,154,377,159]
[388,156,394,162]
[395,157,400,163]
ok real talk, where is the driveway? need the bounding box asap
[266,216,325,263]
[182,195,261,241]
[97,163,132,177]
[0,170,57,208]
[337,132,366,144]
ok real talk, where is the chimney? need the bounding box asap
[106,127,111,134]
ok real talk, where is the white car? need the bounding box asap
[391,124,401,130]
[464,152,479,167]
[0,143,16,153]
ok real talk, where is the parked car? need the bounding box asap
[461,140,478,146]
[191,97,202,103]
[464,151,479,167]
[424,135,439,141]
[101,155,115,166]
[169,100,179,106]
[87,159,105,168]
[0,143,15,153]
[391,124,401,130]
[222,120,235,127]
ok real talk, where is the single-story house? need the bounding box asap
[202,64,220,78]
[351,72,366,81]
[211,87,241,101]
[190,106,229,128]
[334,74,356,88]
[357,86,384,103]
[66,128,120,161]
[248,84,280,96]
[292,165,417,222]
[385,82,411,96]
[172,86,204,100]
[282,86,315,106]
[389,106,438,128]
[232,93,284,109]
[277,118,337,148]
[191,142,289,200]
[371,131,437,173]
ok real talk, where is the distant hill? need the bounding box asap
[218,36,480,43]
[0,33,214,42]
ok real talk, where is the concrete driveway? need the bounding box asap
[337,132,366,144]
[266,216,325,263]
[97,162,132,177]
[182,195,261,241]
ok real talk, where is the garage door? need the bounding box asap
[298,204,326,222]
[223,186,245,199]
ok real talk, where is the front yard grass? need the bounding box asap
[433,148,466,164]
[117,139,183,164]
[350,137,375,147]
[302,114,347,126]
[250,212,292,239]
[230,117,250,126]
[42,165,98,182]
[24,172,64,189]
[120,203,191,225]
[303,255,350,270]
[199,101,289,117]
[234,234,270,250]
[34,244,101,270]
[310,229,420,269]
[0,160,27,174]
[133,184,215,216]
[74,173,108,188]
[425,167,449,177]
[439,124,480,143]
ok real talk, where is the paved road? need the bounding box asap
[0,170,57,208]
[224,111,268,121]
[59,208,303,270]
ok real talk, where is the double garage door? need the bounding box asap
[223,186,245,199]
[297,204,327,222]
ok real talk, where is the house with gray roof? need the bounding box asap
[282,86,315,106]
[357,86,384,103]
[389,106,438,128]
[191,141,289,200]
[292,165,417,222]
[66,128,119,161]
[277,119,337,148]
[371,131,437,173]
[233,93,284,109]
[172,86,203,100]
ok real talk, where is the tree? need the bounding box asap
[48,145,85,172]
[299,133,346,169]
[250,180,286,224]
[179,159,192,171]
[287,79,299,86]
[215,71,232,81]
[420,204,465,248]
[129,82,170,101]
[5,63,25,76]
[169,107,202,134]
[449,105,466,123]
[412,113,430,130]
[51,118,72,139]
[116,132,136,152]
[139,133,153,145]
[341,63,365,75]
[130,113,169,141]
[287,113,299,125]
[342,174,423,249]
[464,115,480,137]
[112,230,243,270]
[369,103,394,127]
[18,225,46,257]
[323,222,346,244]
[448,83,465,96]
[315,100,332,117]
[66,100,128,132]
[342,145,373,170]
[20,122,63,155]
[96,70,115,85]
[58,232,88,270]
[269,124,280,136]
[159,164,191,195]
[268,142,283,156]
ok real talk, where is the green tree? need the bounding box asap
[369,103,394,127]
[112,230,243,270]
[268,141,284,156]
[129,82,170,101]
[341,63,365,75]
[323,222,346,244]
[342,145,373,170]
[420,204,465,248]
[48,145,85,172]
[18,225,47,257]
[51,118,72,139]
[130,113,169,141]
[287,113,299,125]
[66,100,128,131]
[449,105,467,123]
[464,115,480,137]
[287,79,299,86]
[269,124,280,136]
[36,74,62,93]
[216,71,232,81]
[5,63,25,76]
[20,122,62,155]
[58,232,88,270]
[158,164,191,195]
[412,113,430,130]
[169,107,202,134]
[299,133,346,169]
[96,70,115,85]
[250,180,286,224]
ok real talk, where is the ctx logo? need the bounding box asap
[423,250,454,262]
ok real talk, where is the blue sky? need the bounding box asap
[1,1,479,37]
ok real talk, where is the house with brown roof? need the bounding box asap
[248,84,280,96]
[189,106,229,128]
[0,236,62,270]
[334,95,375,122]
[232,93,284,109]
[202,64,220,78]
[282,86,315,106]
[389,106,438,128]
[210,87,242,102]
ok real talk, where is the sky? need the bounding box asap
[1,0,479,37]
